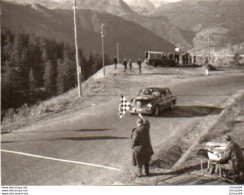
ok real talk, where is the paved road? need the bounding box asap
[1,74,244,185]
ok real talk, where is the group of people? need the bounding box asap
[114,57,142,74]
[181,52,197,65]
[161,52,197,65]
[161,52,180,64]
[130,113,244,180]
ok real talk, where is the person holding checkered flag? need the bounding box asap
[131,113,154,176]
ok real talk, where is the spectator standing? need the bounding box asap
[122,59,127,72]
[128,59,132,74]
[137,58,142,74]
[114,56,117,69]
[175,53,179,64]
[189,54,192,64]
[193,55,196,64]
[182,54,185,65]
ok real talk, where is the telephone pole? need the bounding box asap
[208,28,210,63]
[101,23,105,76]
[73,0,82,97]
[117,42,119,64]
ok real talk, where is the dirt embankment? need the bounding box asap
[171,90,244,170]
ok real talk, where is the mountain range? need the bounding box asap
[1,1,176,60]
[3,0,194,50]
[2,0,244,56]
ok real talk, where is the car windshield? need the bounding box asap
[139,88,161,96]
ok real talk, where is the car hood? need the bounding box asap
[135,95,157,102]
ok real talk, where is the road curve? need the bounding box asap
[1,74,244,185]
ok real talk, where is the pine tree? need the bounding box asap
[56,50,76,94]
[2,30,14,62]
[28,67,38,91]
[1,63,23,109]
[11,33,23,66]
[56,59,66,94]
[87,52,97,76]
[43,60,56,96]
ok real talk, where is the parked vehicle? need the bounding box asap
[130,87,177,116]
[144,51,176,67]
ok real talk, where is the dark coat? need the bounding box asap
[123,61,127,69]
[137,60,141,66]
[219,141,244,171]
[131,120,154,166]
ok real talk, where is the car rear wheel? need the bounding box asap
[154,105,160,117]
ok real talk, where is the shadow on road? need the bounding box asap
[62,136,129,141]
[10,128,113,134]
[1,136,129,144]
[157,105,223,118]
[140,73,175,76]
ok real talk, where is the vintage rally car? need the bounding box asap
[130,87,176,116]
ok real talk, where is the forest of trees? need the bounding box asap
[1,29,112,111]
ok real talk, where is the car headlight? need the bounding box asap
[146,103,152,108]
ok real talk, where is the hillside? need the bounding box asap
[192,24,244,56]
[1,1,176,60]
[123,0,156,14]
[150,0,244,55]
[75,0,195,50]
[3,0,194,51]
[4,0,244,53]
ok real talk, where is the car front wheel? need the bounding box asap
[154,105,160,117]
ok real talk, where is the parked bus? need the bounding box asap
[144,51,176,67]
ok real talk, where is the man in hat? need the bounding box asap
[210,135,244,180]
[131,113,154,176]
[216,135,244,171]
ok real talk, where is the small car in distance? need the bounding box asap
[130,87,176,116]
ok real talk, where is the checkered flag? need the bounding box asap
[118,95,132,118]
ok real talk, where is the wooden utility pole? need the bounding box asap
[117,42,119,64]
[101,23,105,76]
[208,28,210,63]
[73,0,82,97]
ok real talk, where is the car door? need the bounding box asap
[160,89,167,110]
[165,88,173,107]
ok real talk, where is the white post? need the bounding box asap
[73,0,82,96]
[101,23,105,76]
[205,66,209,76]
